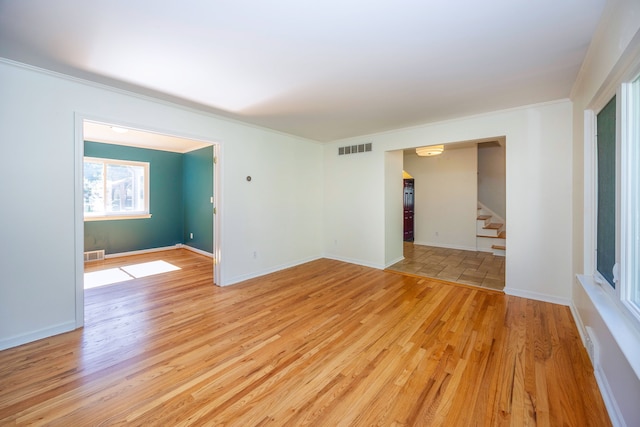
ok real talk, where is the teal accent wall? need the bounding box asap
[183,146,214,253]
[84,141,184,254]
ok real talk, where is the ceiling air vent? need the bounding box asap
[338,142,372,156]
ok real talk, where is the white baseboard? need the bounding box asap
[592,363,626,427]
[385,256,404,268]
[322,254,385,270]
[104,245,180,258]
[222,255,323,286]
[181,244,214,258]
[570,302,587,343]
[0,321,76,351]
[413,241,478,252]
[103,244,213,259]
[503,287,571,306]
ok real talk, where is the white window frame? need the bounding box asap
[621,75,640,322]
[83,156,151,221]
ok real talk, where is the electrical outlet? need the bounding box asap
[190,233,194,239]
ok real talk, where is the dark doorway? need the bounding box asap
[403,178,415,242]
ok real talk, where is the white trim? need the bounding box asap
[322,255,385,270]
[101,244,214,260]
[74,113,85,328]
[0,57,320,145]
[222,255,323,287]
[213,143,222,287]
[331,98,568,145]
[413,241,478,253]
[621,75,640,326]
[592,366,626,427]
[385,256,405,269]
[182,244,214,258]
[503,287,571,307]
[85,214,152,221]
[83,156,150,218]
[104,245,183,259]
[0,321,76,351]
[570,302,587,343]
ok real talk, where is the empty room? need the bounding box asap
[1,1,639,425]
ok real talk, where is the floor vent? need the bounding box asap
[585,326,599,368]
[338,142,372,156]
[84,250,105,262]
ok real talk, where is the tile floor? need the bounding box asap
[387,242,505,291]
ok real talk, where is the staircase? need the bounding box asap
[476,206,506,256]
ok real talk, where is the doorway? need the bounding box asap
[387,139,506,291]
[75,116,221,327]
[403,178,414,242]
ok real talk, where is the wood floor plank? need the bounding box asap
[0,249,611,426]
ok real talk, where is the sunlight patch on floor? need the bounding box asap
[84,268,133,289]
[120,260,181,278]
[84,260,181,289]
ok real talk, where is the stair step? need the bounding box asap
[498,231,506,239]
[476,234,506,239]
[477,215,491,220]
[483,223,503,230]
[492,244,506,250]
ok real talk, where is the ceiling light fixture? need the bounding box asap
[416,144,444,156]
[110,126,129,134]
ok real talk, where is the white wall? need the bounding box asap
[0,59,323,350]
[570,0,640,425]
[324,100,573,303]
[403,147,477,251]
[478,143,506,220]
[384,150,404,267]
[323,145,385,268]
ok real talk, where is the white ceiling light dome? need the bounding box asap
[416,145,444,156]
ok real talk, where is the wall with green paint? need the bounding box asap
[84,141,184,254]
[183,146,214,253]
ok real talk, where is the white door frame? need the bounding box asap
[73,112,222,327]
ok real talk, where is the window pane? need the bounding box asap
[106,164,145,213]
[596,96,616,287]
[84,161,104,214]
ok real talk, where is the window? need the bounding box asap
[592,74,640,327]
[83,157,150,220]
[596,96,617,288]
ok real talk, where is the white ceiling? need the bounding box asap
[0,0,606,142]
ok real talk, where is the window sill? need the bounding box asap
[84,213,152,222]
[577,274,640,380]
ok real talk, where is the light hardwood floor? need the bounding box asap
[0,250,609,426]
